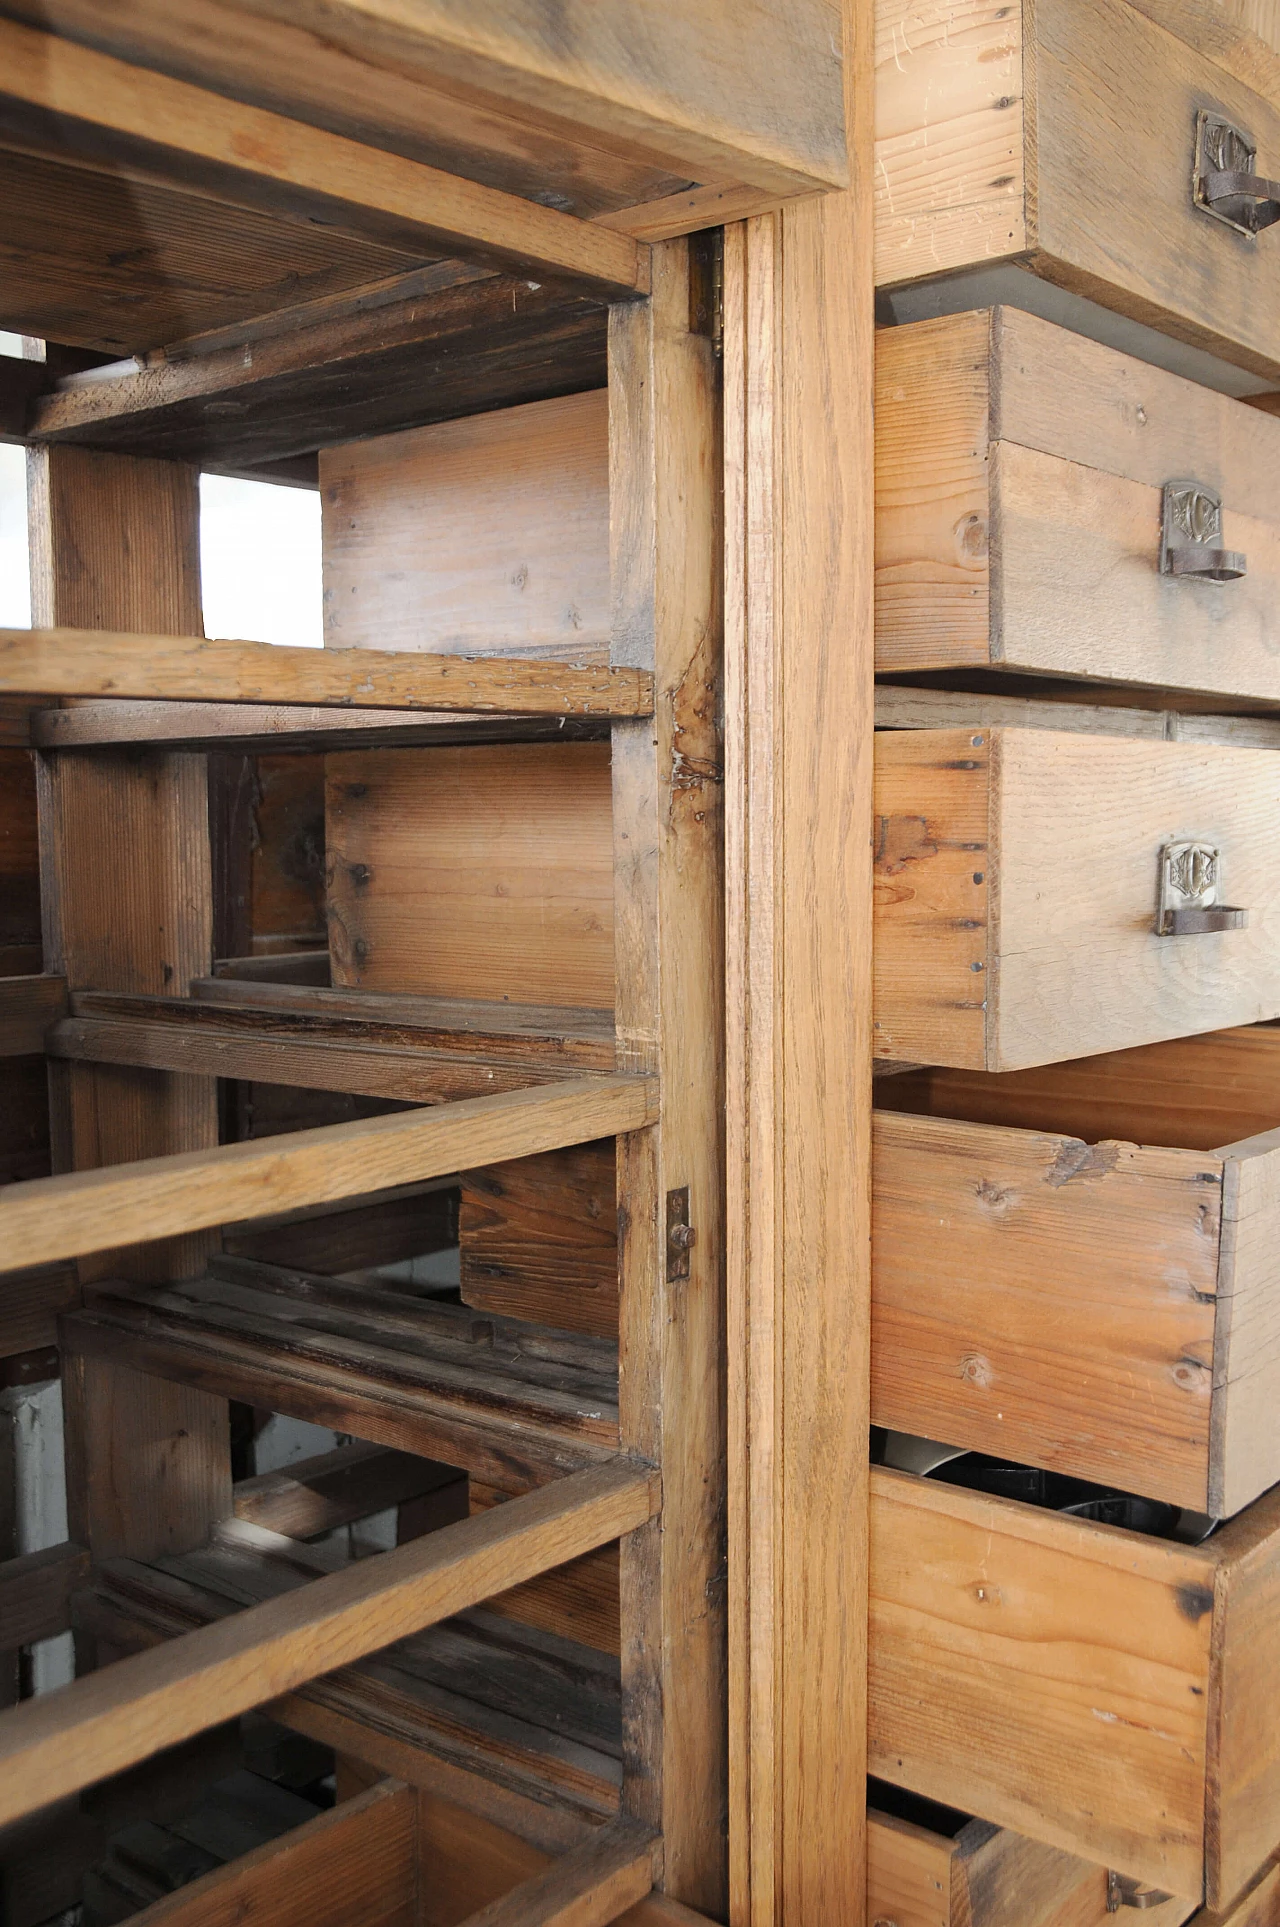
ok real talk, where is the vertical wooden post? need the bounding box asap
[610,238,727,1916]
[29,445,230,1563]
[723,0,875,1916]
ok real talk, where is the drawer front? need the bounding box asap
[871,1469,1280,1910]
[876,0,1280,381]
[866,1806,1146,1927]
[874,729,1280,1071]
[876,308,1280,704]
[871,1108,1223,1510]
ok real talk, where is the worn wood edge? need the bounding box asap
[0,629,653,718]
[0,1543,90,1650]
[0,973,67,1056]
[456,1814,658,1927]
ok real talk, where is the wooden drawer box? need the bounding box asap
[874,728,1280,1071]
[873,1027,1280,1518]
[868,1793,1197,1925]
[876,308,1280,704]
[875,0,1280,384]
[869,1464,1280,1908]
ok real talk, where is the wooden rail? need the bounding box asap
[0,1076,657,1271]
[457,1816,657,1927]
[0,629,653,717]
[0,1460,658,1828]
[0,976,67,1057]
[0,17,648,299]
[0,1545,89,1651]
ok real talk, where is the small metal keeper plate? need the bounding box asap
[1194,110,1261,235]
[1157,840,1248,936]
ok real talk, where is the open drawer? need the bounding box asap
[869,1460,1280,1910]
[868,1785,1197,1925]
[874,729,1280,1070]
[873,1026,1280,1518]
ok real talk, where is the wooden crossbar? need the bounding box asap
[460,1816,658,1927]
[0,1544,89,1651]
[0,18,647,298]
[0,1459,658,1828]
[0,629,653,717]
[0,975,67,1057]
[0,1076,657,1271]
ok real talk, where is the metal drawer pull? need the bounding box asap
[1108,1872,1176,1910]
[1160,481,1246,583]
[1194,110,1280,235]
[1157,840,1248,937]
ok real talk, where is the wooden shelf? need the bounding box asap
[30,700,611,753]
[82,1532,624,1841]
[65,1256,621,1491]
[0,628,653,718]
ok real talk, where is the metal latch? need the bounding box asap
[1160,481,1246,582]
[1157,840,1248,936]
[1194,109,1280,235]
[666,1186,696,1281]
[1107,1871,1176,1910]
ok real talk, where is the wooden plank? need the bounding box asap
[234,1443,465,1539]
[1207,1482,1280,1910]
[30,442,229,1567]
[0,1543,89,1650]
[0,976,65,1057]
[31,702,610,752]
[608,239,726,1914]
[0,628,652,717]
[326,744,614,1008]
[0,0,847,201]
[0,1263,79,1359]
[107,1778,417,1927]
[45,1011,580,1105]
[723,5,873,1908]
[26,271,607,468]
[0,1077,656,1272]
[0,19,647,298]
[0,1459,658,1828]
[1124,0,1280,98]
[456,1816,655,1927]
[320,393,609,657]
[869,1467,1215,1898]
[1189,1860,1280,1927]
[461,1143,618,1338]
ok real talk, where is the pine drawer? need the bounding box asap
[874,728,1280,1070]
[869,1465,1280,1908]
[876,308,1280,704]
[876,0,1280,384]
[868,1794,1197,1925]
[873,1027,1280,1517]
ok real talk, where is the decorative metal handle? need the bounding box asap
[1160,481,1246,583]
[1195,111,1280,235]
[1157,840,1248,937]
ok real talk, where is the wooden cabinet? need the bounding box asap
[875,0,1280,383]
[873,1026,1280,1518]
[874,728,1280,1071]
[869,1465,1280,1910]
[876,307,1280,704]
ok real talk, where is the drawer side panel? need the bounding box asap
[872,1109,1220,1507]
[869,1468,1214,1896]
[1208,1483,1280,1908]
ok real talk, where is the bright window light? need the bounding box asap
[0,444,30,627]
[200,472,323,648]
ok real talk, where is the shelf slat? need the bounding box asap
[0,628,653,718]
[0,1075,657,1271]
[0,1459,657,1829]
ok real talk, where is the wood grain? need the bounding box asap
[0,0,847,201]
[0,627,651,716]
[321,393,609,658]
[0,1076,657,1271]
[461,1142,618,1338]
[1208,1482,1280,1909]
[456,1815,655,1927]
[723,4,874,1908]
[325,744,613,1007]
[0,975,66,1056]
[0,17,647,298]
[872,1109,1222,1508]
[609,240,726,1912]
[90,1776,417,1927]
[0,1543,89,1651]
[869,1467,1216,1897]
[0,1459,658,1829]
[234,1443,465,1540]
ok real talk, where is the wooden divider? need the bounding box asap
[0,1076,657,1271]
[0,1460,658,1828]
